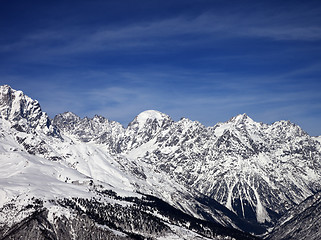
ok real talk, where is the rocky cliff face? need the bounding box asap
[267,191,321,240]
[0,85,58,136]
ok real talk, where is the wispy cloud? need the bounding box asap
[2,6,321,61]
[246,26,321,41]
[1,1,321,135]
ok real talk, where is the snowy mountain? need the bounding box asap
[1,84,321,239]
[53,111,262,235]
[123,112,321,228]
[267,191,321,240]
[0,85,258,239]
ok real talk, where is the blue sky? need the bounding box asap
[1,0,321,135]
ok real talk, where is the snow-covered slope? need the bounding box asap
[52,106,321,235]
[0,85,259,239]
[1,84,321,238]
[53,116,262,235]
[0,121,256,240]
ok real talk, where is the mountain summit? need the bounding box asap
[130,110,173,129]
[0,85,58,136]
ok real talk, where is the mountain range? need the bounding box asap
[0,84,320,239]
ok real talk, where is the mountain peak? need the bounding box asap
[228,113,254,124]
[0,84,40,122]
[53,112,81,132]
[130,110,173,130]
[136,110,169,121]
[0,85,59,137]
[57,111,81,120]
[0,84,11,92]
